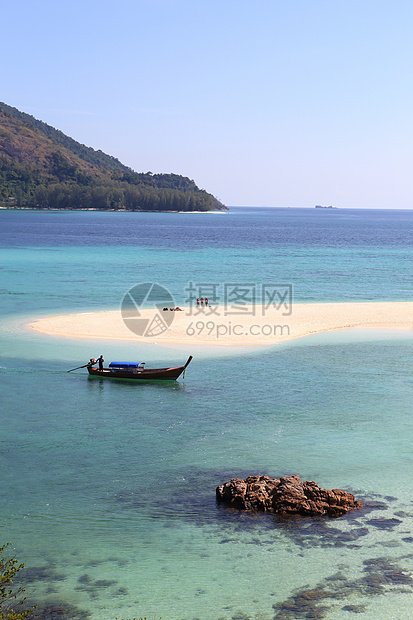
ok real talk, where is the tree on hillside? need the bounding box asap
[47,152,78,182]
[0,543,33,620]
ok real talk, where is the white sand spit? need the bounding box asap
[27,302,413,346]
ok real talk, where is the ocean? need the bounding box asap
[1,207,413,620]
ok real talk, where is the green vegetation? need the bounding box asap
[0,544,33,620]
[0,102,226,212]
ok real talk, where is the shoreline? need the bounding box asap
[0,206,228,213]
[27,302,413,347]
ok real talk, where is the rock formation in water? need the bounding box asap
[216,474,361,518]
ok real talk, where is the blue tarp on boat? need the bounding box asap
[109,362,144,368]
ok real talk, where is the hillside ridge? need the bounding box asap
[0,102,226,211]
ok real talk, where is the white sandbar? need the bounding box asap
[27,302,413,346]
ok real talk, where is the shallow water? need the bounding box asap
[2,208,413,620]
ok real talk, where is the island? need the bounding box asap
[0,101,227,212]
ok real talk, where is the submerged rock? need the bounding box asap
[216,474,361,518]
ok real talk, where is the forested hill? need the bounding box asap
[0,102,226,211]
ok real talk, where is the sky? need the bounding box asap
[2,0,413,208]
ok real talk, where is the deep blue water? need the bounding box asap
[1,207,413,620]
[3,207,413,249]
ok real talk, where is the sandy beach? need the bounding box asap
[27,302,413,346]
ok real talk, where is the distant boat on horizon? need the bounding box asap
[315,205,337,209]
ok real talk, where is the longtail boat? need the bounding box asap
[77,355,193,381]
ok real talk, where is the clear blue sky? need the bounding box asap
[3,0,413,208]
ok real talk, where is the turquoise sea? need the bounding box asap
[2,207,413,620]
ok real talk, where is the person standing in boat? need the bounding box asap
[97,355,104,370]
